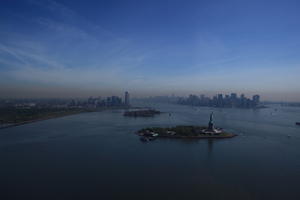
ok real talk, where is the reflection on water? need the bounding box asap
[208,139,214,155]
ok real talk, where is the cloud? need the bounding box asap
[0,0,150,90]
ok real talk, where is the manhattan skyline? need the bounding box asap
[0,0,300,101]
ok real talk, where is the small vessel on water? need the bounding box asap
[296,122,300,126]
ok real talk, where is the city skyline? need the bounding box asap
[1,0,300,101]
[178,93,261,108]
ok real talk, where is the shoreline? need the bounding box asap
[157,133,237,139]
[0,106,132,130]
[0,110,88,130]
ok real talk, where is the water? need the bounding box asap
[0,102,300,200]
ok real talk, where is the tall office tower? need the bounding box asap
[230,93,237,99]
[217,94,223,107]
[252,95,260,106]
[230,93,237,107]
[240,94,245,107]
[125,91,130,106]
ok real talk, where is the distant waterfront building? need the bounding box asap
[252,95,260,106]
[125,91,130,106]
[230,93,237,99]
[217,94,223,107]
[241,94,245,100]
[240,94,245,107]
[230,93,237,107]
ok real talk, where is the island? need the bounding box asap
[137,112,236,141]
[123,109,161,117]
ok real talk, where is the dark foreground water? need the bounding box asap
[1,102,300,200]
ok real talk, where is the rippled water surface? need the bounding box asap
[1,102,300,200]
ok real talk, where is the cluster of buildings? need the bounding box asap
[0,91,130,109]
[69,91,130,108]
[178,93,260,108]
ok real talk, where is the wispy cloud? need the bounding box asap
[0,0,151,91]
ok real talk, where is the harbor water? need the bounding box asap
[0,102,300,199]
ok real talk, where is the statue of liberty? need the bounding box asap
[207,112,214,131]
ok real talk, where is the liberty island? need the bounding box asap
[137,112,236,141]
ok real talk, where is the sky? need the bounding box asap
[0,0,300,101]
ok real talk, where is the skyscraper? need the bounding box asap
[217,94,223,107]
[240,94,245,107]
[230,93,237,107]
[125,91,130,106]
[252,95,260,106]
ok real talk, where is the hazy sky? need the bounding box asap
[0,0,300,101]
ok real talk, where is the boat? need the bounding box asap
[296,122,300,126]
[152,133,159,137]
